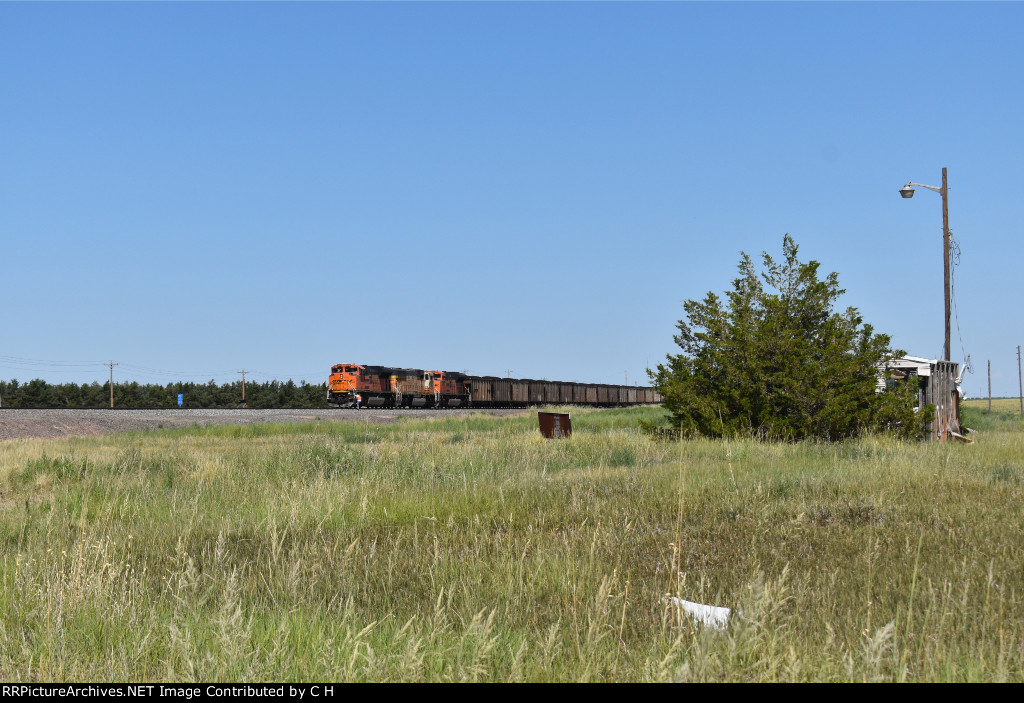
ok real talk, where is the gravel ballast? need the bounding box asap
[0,408,529,441]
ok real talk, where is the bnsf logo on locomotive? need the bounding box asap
[327,364,661,409]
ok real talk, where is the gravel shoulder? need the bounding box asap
[0,408,529,441]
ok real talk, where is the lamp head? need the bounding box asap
[899,184,915,199]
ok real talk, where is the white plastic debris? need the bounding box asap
[664,597,731,630]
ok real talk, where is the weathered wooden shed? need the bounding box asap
[878,355,961,440]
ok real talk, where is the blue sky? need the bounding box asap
[2,2,1022,397]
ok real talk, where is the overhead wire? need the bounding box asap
[949,228,971,376]
[0,354,106,368]
[0,355,319,383]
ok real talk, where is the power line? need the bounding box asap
[949,229,970,370]
[0,354,326,385]
[0,355,105,368]
[0,355,243,381]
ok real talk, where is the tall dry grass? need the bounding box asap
[0,406,1021,681]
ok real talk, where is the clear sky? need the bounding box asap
[1,2,1022,396]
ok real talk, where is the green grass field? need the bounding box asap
[1,405,1022,681]
[963,397,1024,414]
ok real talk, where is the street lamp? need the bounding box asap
[899,167,951,361]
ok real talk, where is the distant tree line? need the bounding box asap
[0,378,328,409]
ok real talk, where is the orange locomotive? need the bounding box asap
[328,365,470,408]
[327,364,662,409]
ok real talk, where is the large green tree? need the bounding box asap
[651,235,924,440]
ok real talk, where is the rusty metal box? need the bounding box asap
[538,411,572,439]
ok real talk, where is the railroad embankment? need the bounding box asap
[0,407,528,440]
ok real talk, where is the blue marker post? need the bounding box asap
[177,393,183,408]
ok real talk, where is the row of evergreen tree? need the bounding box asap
[0,378,328,409]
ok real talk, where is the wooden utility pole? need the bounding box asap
[107,361,118,408]
[988,360,992,413]
[941,167,950,362]
[1018,346,1023,416]
[238,369,249,403]
[900,169,951,362]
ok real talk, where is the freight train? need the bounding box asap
[327,364,662,409]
